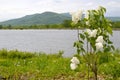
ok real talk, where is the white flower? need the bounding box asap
[90,29,98,37]
[71,57,80,64]
[70,63,78,70]
[70,10,83,24]
[86,29,91,35]
[95,42,103,50]
[95,36,104,50]
[70,57,80,70]
[96,36,103,43]
[86,29,97,38]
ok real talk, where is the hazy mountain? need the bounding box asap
[61,13,71,17]
[0,12,71,26]
[106,17,120,22]
[0,11,120,26]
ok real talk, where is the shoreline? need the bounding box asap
[0,28,120,30]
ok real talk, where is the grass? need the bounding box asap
[0,49,120,80]
[0,49,79,80]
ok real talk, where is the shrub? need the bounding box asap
[0,49,8,58]
[0,49,36,59]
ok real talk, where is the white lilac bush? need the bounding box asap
[70,6,114,80]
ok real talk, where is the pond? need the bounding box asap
[0,30,119,57]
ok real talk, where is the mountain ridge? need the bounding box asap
[0,12,71,26]
[0,12,120,26]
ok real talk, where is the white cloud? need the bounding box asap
[0,0,120,21]
[86,2,94,6]
[107,1,120,7]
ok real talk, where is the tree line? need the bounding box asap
[0,20,120,29]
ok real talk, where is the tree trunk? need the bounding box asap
[93,62,97,80]
[94,69,97,80]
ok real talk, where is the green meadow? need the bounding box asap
[0,49,120,80]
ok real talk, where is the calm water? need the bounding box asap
[0,30,119,57]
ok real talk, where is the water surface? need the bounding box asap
[0,30,119,57]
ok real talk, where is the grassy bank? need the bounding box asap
[0,49,120,80]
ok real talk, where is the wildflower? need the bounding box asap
[70,63,78,70]
[95,42,103,50]
[118,62,120,64]
[96,36,103,43]
[70,10,83,24]
[14,62,20,66]
[16,64,20,66]
[71,57,80,64]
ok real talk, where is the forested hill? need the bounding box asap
[0,12,71,26]
[0,12,120,26]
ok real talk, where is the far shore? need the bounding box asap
[0,28,120,30]
[112,28,120,30]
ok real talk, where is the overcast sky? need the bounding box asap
[0,0,120,21]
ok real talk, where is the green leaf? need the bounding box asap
[102,6,106,13]
[80,33,85,40]
[107,26,113,35]
[111,45,115,50]
[108,40,113,44]
[81,47,85,52]
[104,47,110,52]
[77,48,80,54]
[79,40,84,44]
[71,22,76,27]
[73,41,83,48]
[73,43,76,47]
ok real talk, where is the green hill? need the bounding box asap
[0,12,120,26]
[0,12,71,26]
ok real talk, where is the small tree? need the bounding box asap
[70,6,114,80]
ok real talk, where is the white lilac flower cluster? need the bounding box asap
[86,29,98,38]
[86,29,104,50]
[70,8,104,50]
[95,36,104,50]
[70,57,80,70]
[70,10,83,24]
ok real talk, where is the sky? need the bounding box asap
[0,0,120,21]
